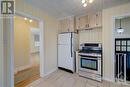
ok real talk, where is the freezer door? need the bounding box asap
[58,33,71,45]
[58,44,74,71]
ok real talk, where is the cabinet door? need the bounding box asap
[76,15,88,30]
[88,14,95,28]
[95,12,102,27]
[68,17,75,32]
[58,20,62,33]
[76,17,80,29]
[80,15,88,29]
[61,20,65,32]
[64,19,69,32]
[62,19,69,32]
[88,12,102,28]
[58,20,65,33]
[58,17,75,33]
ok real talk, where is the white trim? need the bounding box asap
[0,3,4,86]
[44,68,58,77]
[111,17,116,82]
[30,28,40,34]
[103,77,115,82]
[10,11,45,87]
[10,17,14,87]
[15,11,39,21]
[14,70,18,74]
[39,21,45,77]
[14,64,32,74]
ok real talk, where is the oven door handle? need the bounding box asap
[81,57,101,60]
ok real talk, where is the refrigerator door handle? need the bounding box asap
[71,33,73,57]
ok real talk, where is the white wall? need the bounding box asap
[79,28,102,44]
[115,17,130,38]
[102,3,130,81]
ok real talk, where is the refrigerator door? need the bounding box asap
[58,33,71,45]
[58,44,74,71]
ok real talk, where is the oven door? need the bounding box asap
[79,56,101,75]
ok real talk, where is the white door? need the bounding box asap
[58,44,73,71]
[58,33,71,45]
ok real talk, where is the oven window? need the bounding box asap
[81,58,98,71]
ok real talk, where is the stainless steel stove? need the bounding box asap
[78,43,102,81]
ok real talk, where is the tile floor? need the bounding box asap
[26,70,130,87]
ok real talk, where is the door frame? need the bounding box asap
[11,11,45,87]
[112,13,130,83]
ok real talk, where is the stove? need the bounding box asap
[78,43,103,81]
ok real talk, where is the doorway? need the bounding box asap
[13,13,44,87]
[114,15,130,84]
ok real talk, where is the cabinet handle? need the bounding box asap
[85,24,89,28]
[68,28,69,32]
[85,24,87,28]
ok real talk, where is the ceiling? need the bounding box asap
[24,0,130,19]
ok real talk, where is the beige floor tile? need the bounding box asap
[86,83,97,87]
[100,81,110,87]
[87,79,101,87]
[109,82,123,87]
[53,72,72,87]
[61,77,76,87]
[73,77,87,87]
[26,78,44,87]
[26,70,130,87]
[123,84,130,87]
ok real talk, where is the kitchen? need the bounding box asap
[1,0,130,87]
[58,11,103,81]
[58,0,129,84]
[57,9,130,85]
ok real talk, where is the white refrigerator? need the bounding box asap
[58,32,78,72]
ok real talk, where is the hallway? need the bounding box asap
[15,65,40,87]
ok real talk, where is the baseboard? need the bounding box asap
[44,67,58,77]
[14,69,18,74]
[103,77,115,82]
[14,64,32,74]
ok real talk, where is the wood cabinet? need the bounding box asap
[58,16,75,33]
[76,15,89,30]
[95,12,102,27]
[76,11,102,30]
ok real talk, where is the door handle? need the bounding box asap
[71,33,73,57]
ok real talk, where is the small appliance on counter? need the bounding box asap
[78,43,103,82]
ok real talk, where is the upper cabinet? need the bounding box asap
[76,15,89,29]
[58,11,102,33]
[58,16,75,33]
[76,11,102,30]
